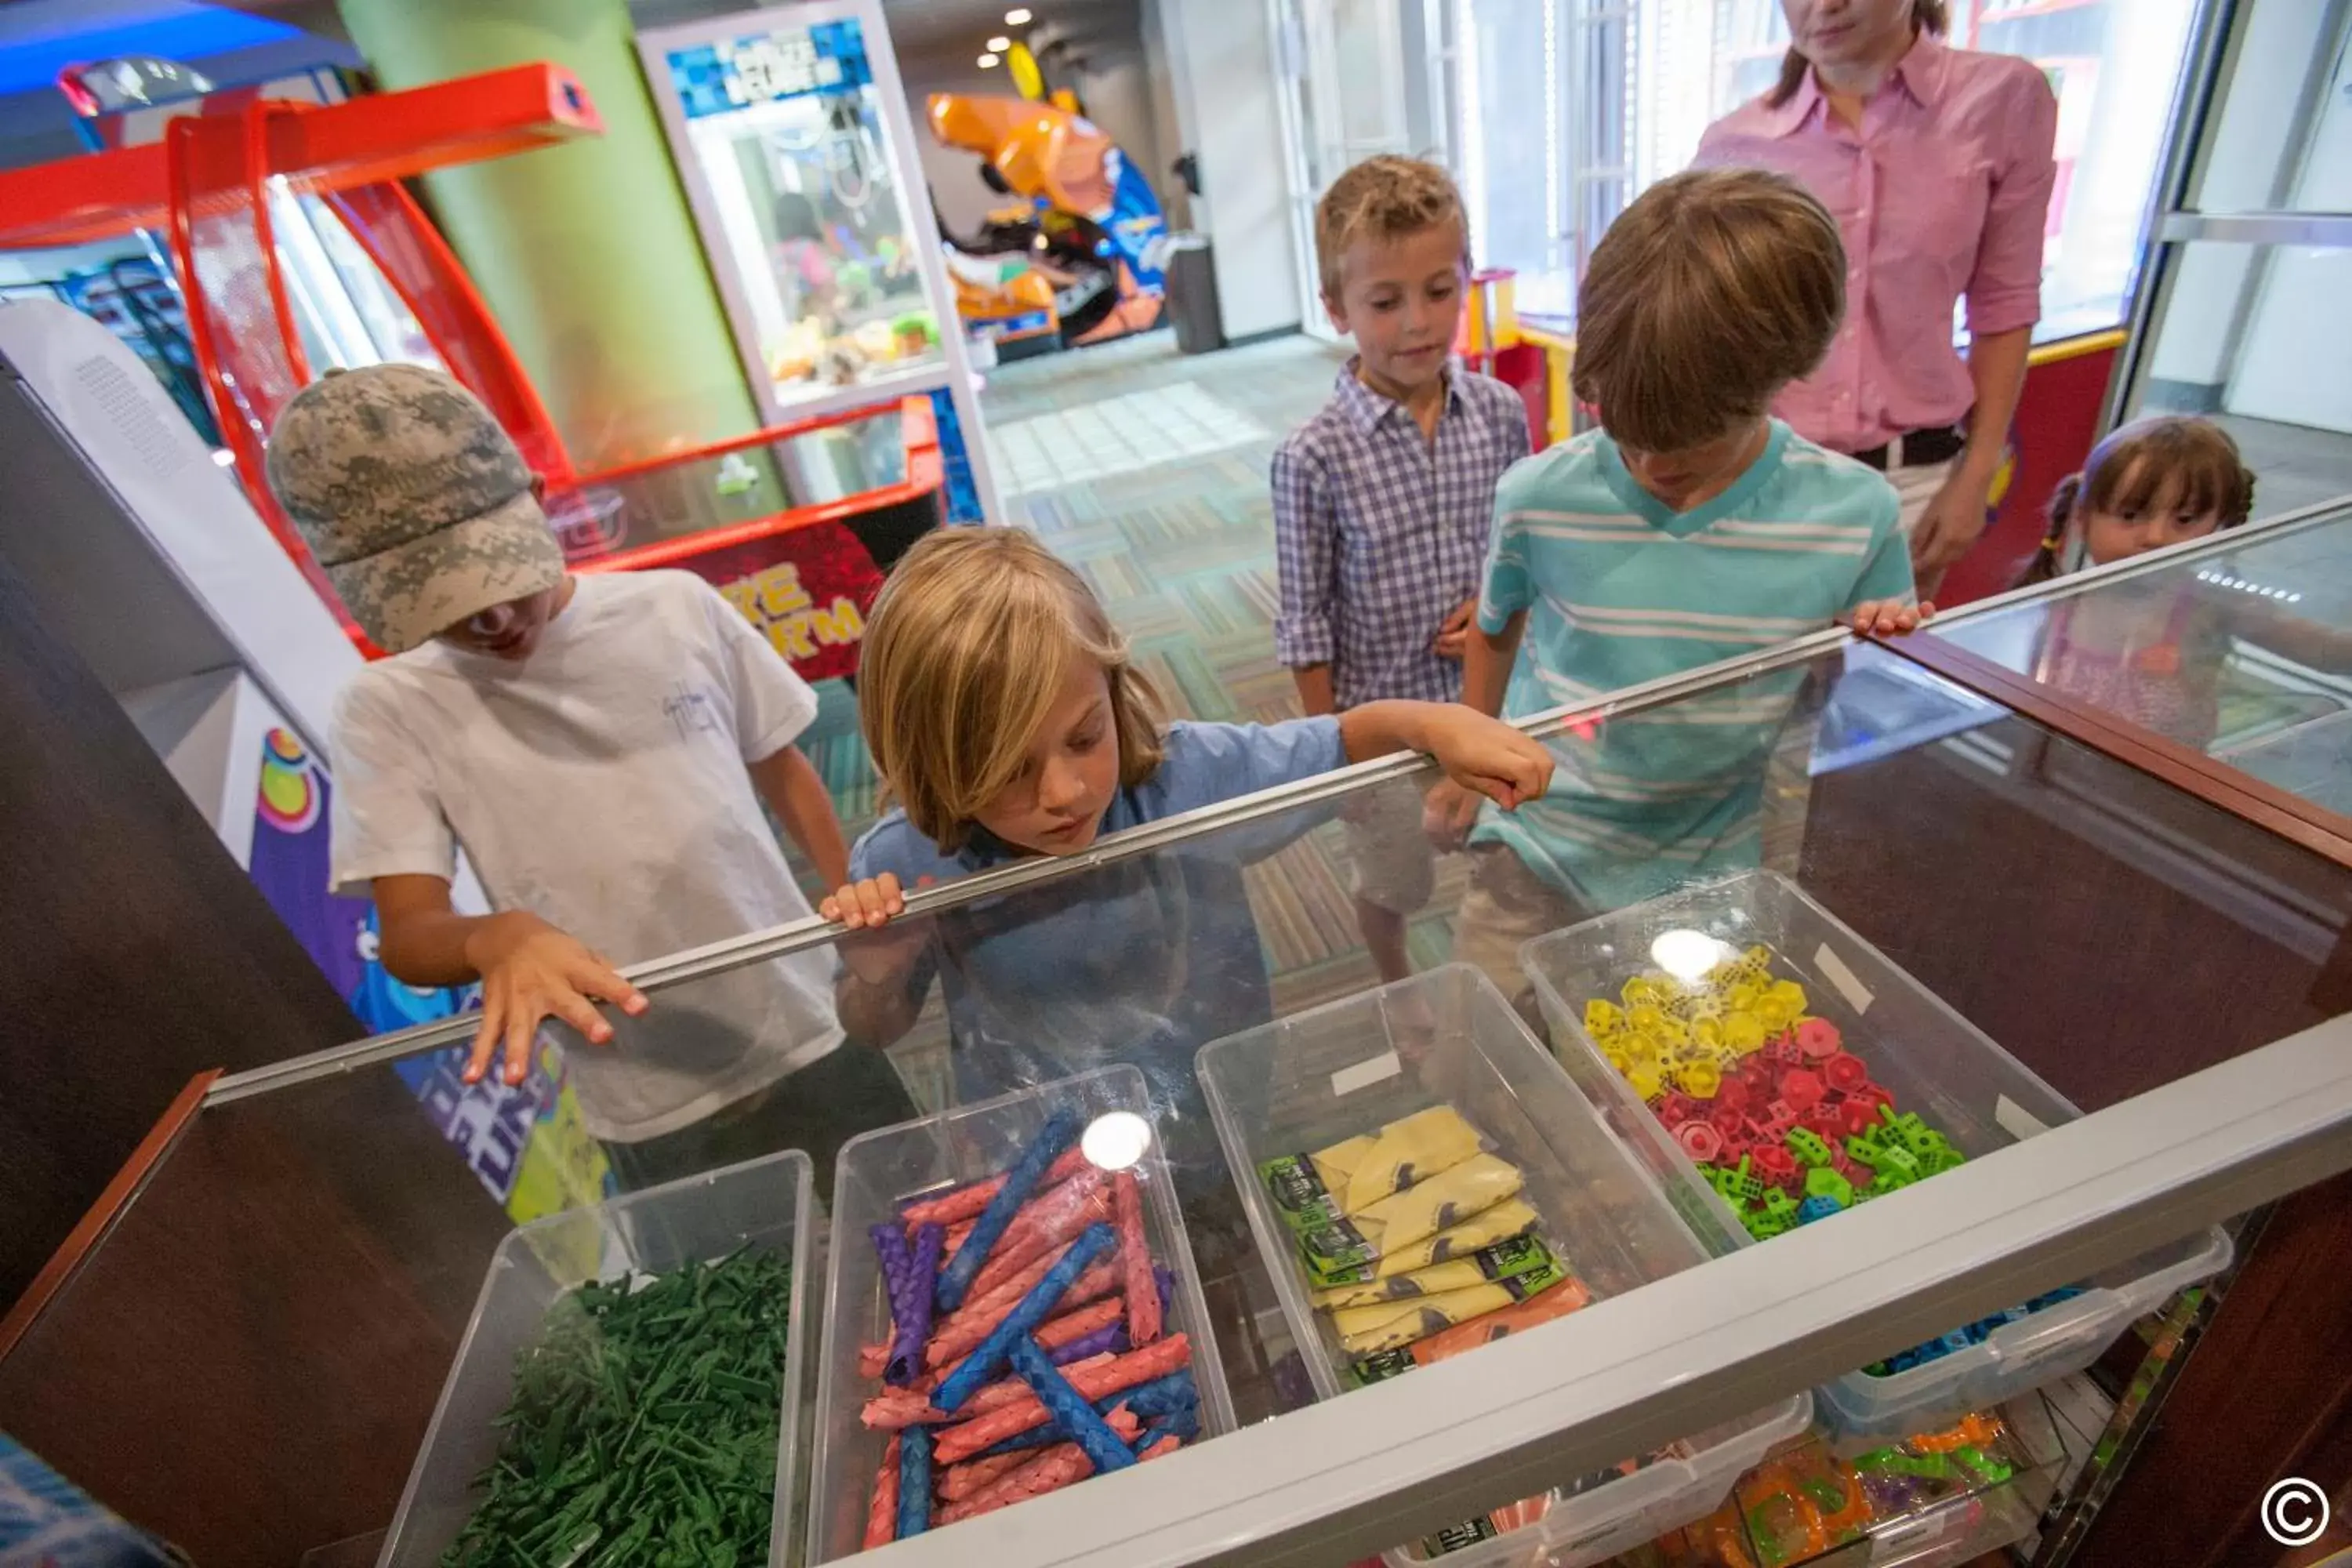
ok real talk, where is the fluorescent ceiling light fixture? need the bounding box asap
[1007,8,1034,25]
[978,52,1001,67]
[988,35,1012,51]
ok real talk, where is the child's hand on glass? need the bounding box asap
[1850,598,1937,637]
[1416,707,1554,811]
[821,873,935,984]
[460,912,648,1087]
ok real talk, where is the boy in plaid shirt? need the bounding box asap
[1272,155,1532,982]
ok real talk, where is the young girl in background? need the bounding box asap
[2016,416,2349,747]
[2017,416,2256,588]
[819,528,1552,1191]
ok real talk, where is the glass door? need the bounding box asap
[2114,0,2352,512]
[1271,0,1434,341]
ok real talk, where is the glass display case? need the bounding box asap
[1926,503,2352,824]
[7,524,2352,1568]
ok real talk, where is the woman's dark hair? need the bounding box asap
[2015,416,2258,588]
[1767,2,1949,109]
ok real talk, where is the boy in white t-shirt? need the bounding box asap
[267,364,913,1189]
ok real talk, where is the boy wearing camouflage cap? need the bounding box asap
[270,364,913,1189]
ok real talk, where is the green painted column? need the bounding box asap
[337,0,759,468]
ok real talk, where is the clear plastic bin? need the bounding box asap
[1520,869,2231,1450]
[1196,964,1811,1568]
[806,1065,1236,1565]
[378,1149,815,1567]
[1640,1391,2078,1568]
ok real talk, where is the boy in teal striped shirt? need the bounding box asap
[1441,169,1922,1002]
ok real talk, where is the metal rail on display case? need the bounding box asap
[15,500,2352,1567]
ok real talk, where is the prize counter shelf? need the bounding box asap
[5,507,2352,1568]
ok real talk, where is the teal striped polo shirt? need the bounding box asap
[1471,419,1911,909]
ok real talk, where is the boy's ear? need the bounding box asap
[1320,289,1348,334]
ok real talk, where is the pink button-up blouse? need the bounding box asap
[1696,31,2059,454]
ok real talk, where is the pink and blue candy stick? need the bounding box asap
[935,1222,1116,1412]
[1008,1334,1138,1475]
[935,1106,1082,1313]
[896,1423,933,1538]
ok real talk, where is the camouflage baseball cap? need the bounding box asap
[265,364,564,654]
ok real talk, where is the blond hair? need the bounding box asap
[1572,168,1844,454]
[858,528,1164,851]
[1314,154,1468,299]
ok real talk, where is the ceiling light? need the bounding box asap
[1007,8,1033,24]
[978,51,1001,67]
[987,34,1012,50]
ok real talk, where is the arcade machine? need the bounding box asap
[0,64,957,1221]
[939,234,1066,361]
[0,60,961,667]
[0,295,609,1224]
[635,0,998,525]
[927,89,1172,352]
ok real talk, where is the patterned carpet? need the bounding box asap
[796,328,1467,1028]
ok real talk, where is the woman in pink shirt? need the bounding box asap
[1697,0,2057,595]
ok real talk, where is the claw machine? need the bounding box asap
[638,0,999,524]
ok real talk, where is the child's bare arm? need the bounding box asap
[1461,611,1526,717]
[1291,664,1338,718]
[1273,442,1343,711]
[2231,598,2352,675]
[751,743,851,889]
[821,873,932,1047]
[374,874,648,1087]
[1338,701,1553,810]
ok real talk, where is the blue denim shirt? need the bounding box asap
[850,717,1345,1180]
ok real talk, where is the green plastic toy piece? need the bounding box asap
[1731,1154,1766,1205]
[1785,1128,1831,1167]
[1900,1450,1951,1480]
[1804,1167,1855,1207]
[1800,1475,1852,1513]
[1954,1445,2013,1485]
[1874,1142,1922,1179]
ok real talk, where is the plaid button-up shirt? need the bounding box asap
[1272,358,1533,708]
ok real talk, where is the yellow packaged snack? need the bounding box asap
[1310,1134,1376,1198]
[1333,1258,1568,1356]
[1338,1106,1485,1215]
[1312,1234,1557,1311]
[1319,1198,1541,1287]
[1345,1152,1523,1258]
